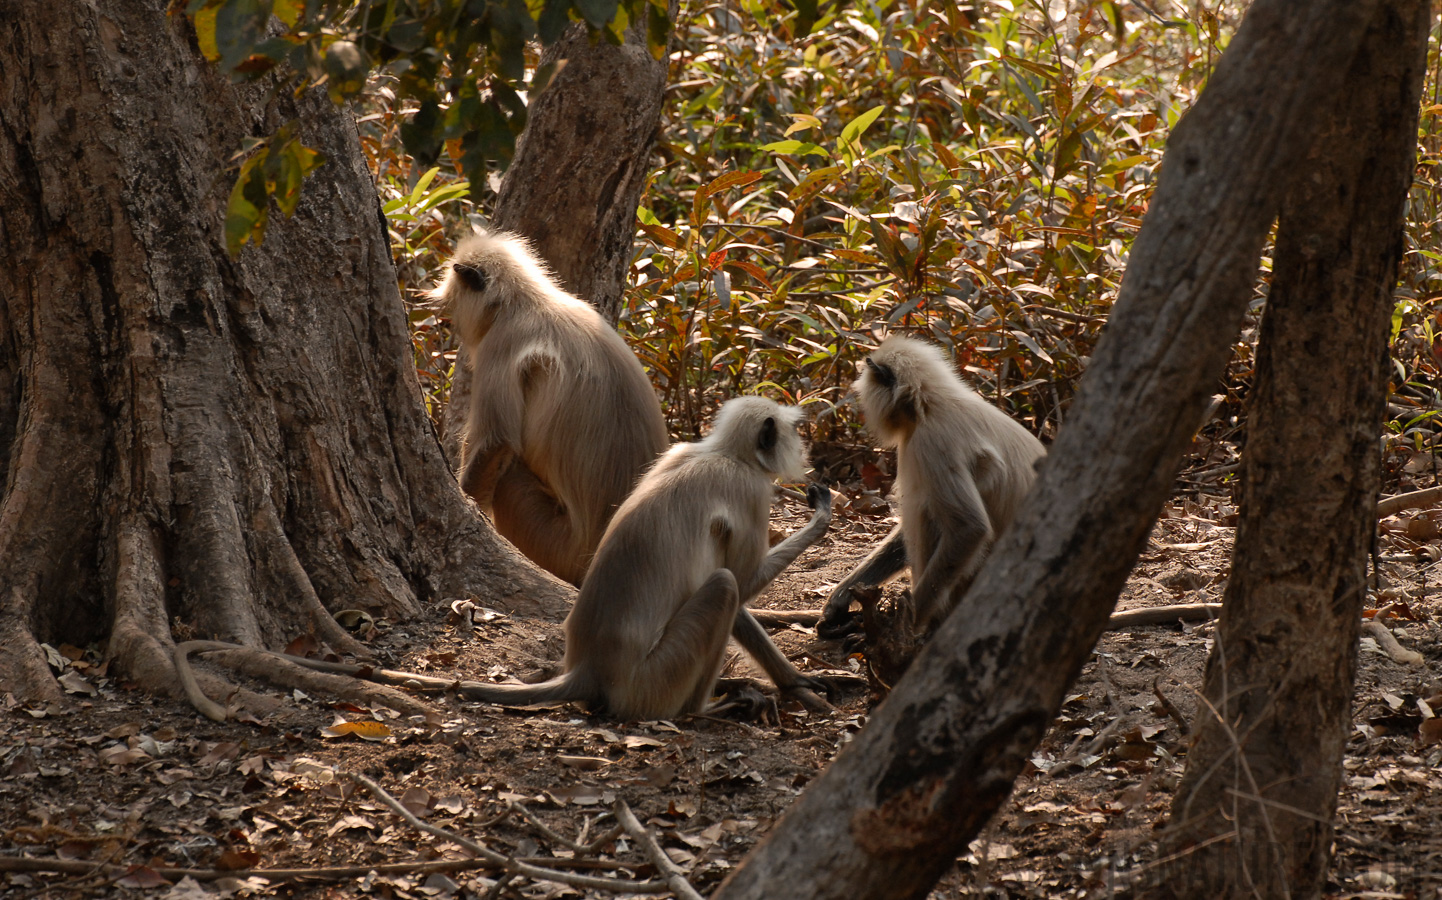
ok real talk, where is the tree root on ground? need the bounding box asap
[175,641,442,721]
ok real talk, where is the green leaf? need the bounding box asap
[213,0,270,72]
[225,155,269,256]
[839,105,885,147]
[760,140,830,157]
[537,0,572,43]
[574,0,619,28]
[322,40,369,102]
[700,171,764,197]
[793,0,819,37]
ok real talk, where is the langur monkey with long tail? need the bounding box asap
[819,335,1046,636]
[430,230,669,585]
[462,396,834,720]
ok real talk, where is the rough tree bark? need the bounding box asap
[492,18,672,323]
[440,15,674,464]
[711,1,1380,897]
[1159,3,1429,896]
[0,0,569,705]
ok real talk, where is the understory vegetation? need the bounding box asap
[367,0,1442,484]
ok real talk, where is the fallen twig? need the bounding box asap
[1152,677,1191,735]
[766,603,1223,632]
[612,800,705,900]
[1377,485,1442,518]
[346,772,669,894]
[1361,619,1426,666]
[510,802,623,855]
[750,609,822,627]
[1108,603,1222,629]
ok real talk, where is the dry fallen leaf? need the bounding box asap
[326,815,376,837]
[320,720,392,741]
[557,755,611,771]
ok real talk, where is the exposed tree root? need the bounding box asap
[1376,485,1442,518]
[176,641,440,721]
[614,799,705,900]
[1361,619,1426,666]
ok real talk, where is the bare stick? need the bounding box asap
[345,772,669,894]
[759,603,1223,631]
[612,800,705,900]
[1153,677,1191,735]
[509,802,621,855]
[1108,603,1222,629]
[750,609,821,627]
[1377,485,1442,518]
[1361,619,1426,666]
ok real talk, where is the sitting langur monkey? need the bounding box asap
[430,231,669,585]
[461,396,834,720]
[819,335,1046,636]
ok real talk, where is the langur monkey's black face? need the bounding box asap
[857,350,917,444]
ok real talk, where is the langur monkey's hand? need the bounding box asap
[805,482,833,519]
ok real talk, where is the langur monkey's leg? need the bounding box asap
[817,525,908,638]
[459,442,518,507]
[491,463,588,585]
[618,569,741,719]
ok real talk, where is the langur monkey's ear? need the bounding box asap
[864,355,896,388]
[758,416,778,454]
[453,262,488,293]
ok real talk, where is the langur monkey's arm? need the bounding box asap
[458,351,551,507]
[817,526,908,638]
[730,484,833,696]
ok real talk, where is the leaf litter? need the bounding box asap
[2,490,1440,897]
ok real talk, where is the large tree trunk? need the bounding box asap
[1160,3,1429,895]
[0,0,569,705]
[711,1,1380,897]
[441,16,673,464]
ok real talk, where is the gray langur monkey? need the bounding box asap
[429,230,669,585]
[819,335,1046,636]
[462,396,834,720]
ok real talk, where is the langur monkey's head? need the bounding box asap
[702,396,810,482]
[428,229,561,345]
[855,334,960,445]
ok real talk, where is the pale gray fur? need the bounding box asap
[851,334,1046,631]
[430,229,668,585]
[458,396,833,720]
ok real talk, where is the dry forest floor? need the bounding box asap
[4,460,1442,899]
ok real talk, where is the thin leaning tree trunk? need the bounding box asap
[0,0,569,704]
[712,1,1380,897]
[1159,2,1430,896]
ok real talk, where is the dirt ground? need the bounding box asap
[4,462,1442,899]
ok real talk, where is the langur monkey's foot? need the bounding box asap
[783,673,837,713]
[817,599,862,640]
[709,679,782,723]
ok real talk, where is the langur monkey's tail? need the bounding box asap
[456,673,588,708]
